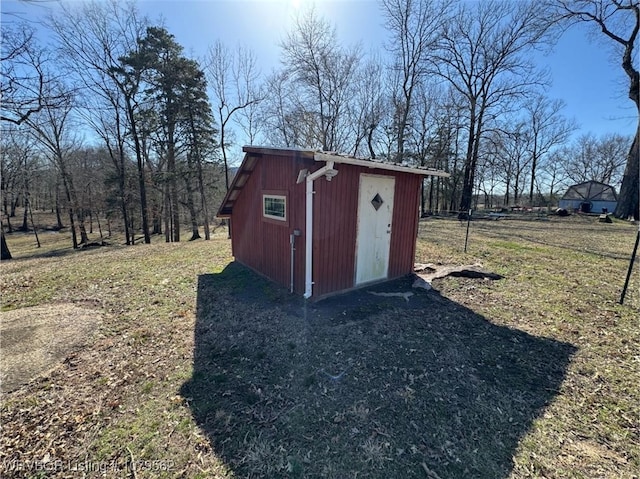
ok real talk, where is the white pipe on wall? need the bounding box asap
[304,161,336,299]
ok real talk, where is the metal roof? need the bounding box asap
[217,146,450,217]
[314,152,451,177]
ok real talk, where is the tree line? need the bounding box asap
[1,0,638,258]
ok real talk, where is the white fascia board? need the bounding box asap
[314,152,450,178]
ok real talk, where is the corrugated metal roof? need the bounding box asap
[314,152,451,177]
[217,146,450,217]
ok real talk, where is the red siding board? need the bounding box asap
[311,165,419,297]
[230,153,422,298]
[388,172,421,278]
[231,154,313,295]
[231,160,263,272]
[312,164,359,297]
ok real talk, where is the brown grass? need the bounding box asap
[0,213,638,478]
[0,303,102,392]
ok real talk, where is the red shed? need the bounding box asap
[217,147,449,300]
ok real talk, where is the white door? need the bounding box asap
[355,174,395,285]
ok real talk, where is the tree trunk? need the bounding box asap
[1,230,11,260]
[113,158,129,243]
[114,116,131,245]
[188,107,210,240]
[164,182,171,243]
[529,152,538,205]
[170,175,180,242]
[59,168,78,249]
[10,196,18,217]
[449,149,459,213]
[120,175,131,245]
[2,184,8,217]
[28,199,40,248]
[396,105,408,163]
[367,127,376,159]
[459,117,480,212]
[459,104,482,213]
[615,124,639,220]
[184,169,201,241]
[152,206,162,235]
[126,95,151,244]
[197,164,210,241]
[166,115,180,242]
[68,184,89,245]
[221,120,230,191]
[429,176,435,213]
[68,207,78,249]
[55,185,64,230]
[21,200,29,231]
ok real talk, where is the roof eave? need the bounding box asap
[217,146,451,217]
[314,152,450,177]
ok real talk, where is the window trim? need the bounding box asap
[262,192,288,224]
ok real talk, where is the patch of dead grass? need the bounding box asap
[0,216,637,478]
[1,303,102,392]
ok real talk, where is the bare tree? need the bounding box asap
[0,229,11,259]
[1,23,67,125]
[47,0,148,245]
[1,126,24,223]
[486,123,533,206]
[407,81,440,212]
[434,0,551,213]
[207,41,262,191]
[350,57,388,158]
[551,0,639,219]
[233,58,264,146]
[24,85,89,248]
[278,8,360,152]
[539,148,572,204]
[380,0,451,162]
[259,71,297,147]
[0,125,39,232]
[563,132,632,185]
[524,95,576,204]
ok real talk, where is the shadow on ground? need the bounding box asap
[182,262,577,478]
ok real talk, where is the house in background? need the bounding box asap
[558,180,618,214]
[217,146,449,300]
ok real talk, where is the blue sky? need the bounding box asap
[3,0,638,145]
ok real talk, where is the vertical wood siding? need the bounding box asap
[388,172,421,278]
[312,166,421,297]
[231,154,313,294]
[312,165,359,297]
[231,153,422,298]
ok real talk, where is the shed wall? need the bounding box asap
[231,153,313,294]
[558,199,618,212]
[231,154,423,298]
[312,166,421,297]
[388,172,422,277]
[312,165,359,296]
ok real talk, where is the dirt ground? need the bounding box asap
[1,303,102,392]
[181,264,576,478]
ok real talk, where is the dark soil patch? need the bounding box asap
[182,262,576,478]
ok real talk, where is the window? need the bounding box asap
[263,194,287,221]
